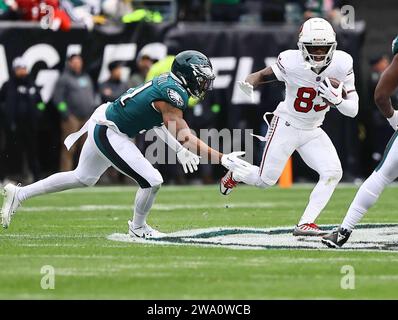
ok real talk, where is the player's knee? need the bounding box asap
[320,168,343,185]
[259,173,277,187]
[148,170,163,189]
[73,170,100,187]
[255,176,273,188]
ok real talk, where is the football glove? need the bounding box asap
[318,77,344,106]
[221,151,251,172]
[237,81,254,102]
[387,110,398,131]
[177,148,200,174]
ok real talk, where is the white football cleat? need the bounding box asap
[293,223,328,236]
[128,220,166,239]
[1,183,22,229]
[220,170,238,196]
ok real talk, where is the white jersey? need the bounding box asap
[271,49,356,130]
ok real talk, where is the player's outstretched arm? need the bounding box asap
[245,66,278,87]
[374,54,398,129]
[237,66,278,102]
[155,101,252,175]
[155,101,222,163]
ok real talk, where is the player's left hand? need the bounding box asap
[318,77,344,106]
[237,81,254,102]
[177,148,200,174]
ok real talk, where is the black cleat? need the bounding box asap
[321,227,351,248]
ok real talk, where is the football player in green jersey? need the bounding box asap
[322,36,398,248]
[1,50,249,238]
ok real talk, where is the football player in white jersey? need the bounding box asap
[220,18,359,236]
[322,36,398,248]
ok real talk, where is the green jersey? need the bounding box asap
[105,73,189,138]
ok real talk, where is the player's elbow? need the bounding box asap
[348,104,359,118]
[338,97,358,118]
[374,90,388,108]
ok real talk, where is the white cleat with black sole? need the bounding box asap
[1,183,21,229]
[128,220,166,239]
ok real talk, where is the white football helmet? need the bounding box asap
[297,18,337,69]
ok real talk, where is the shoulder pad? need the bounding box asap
[160,84,188,110]
[333,50,353,75]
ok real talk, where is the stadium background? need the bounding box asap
[0,0,397,186]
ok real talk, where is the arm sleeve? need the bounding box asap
[271,53,288,82]
[153,125,184,153]
[336,83,359,118]
[343,67,356,94]
[335,61,358,118]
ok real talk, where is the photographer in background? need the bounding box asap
[0,57,44,183]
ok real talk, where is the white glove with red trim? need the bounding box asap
[318,77,344,106]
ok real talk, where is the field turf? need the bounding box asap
[1,184,398,299]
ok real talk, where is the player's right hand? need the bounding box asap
[387,110,398,130]
[177,148,200,174]
[237,81,254,102]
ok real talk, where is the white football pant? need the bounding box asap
[239,115,343,225]
[341,131,398,231]
[17,117,163,228]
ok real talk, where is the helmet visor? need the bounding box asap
[198,76,214,92]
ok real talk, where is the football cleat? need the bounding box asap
[1,183,21,229]
[128,220,166,239]
[321,227,351,248]
[293,223,328,236]
[220,170,238,196]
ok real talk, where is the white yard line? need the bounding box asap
[59,183,398,194]
[19,202,277,212]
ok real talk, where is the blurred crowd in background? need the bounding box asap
[0,0,350,31]
[0,0,397,186]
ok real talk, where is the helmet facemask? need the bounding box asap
[187,64,215,100]
[171,50,216,100]
[299,42,337,69]
[297,18,337,70]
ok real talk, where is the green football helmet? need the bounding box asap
[392,36,398,56]
[171,50,215,100]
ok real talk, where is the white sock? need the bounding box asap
[17,171,85,202]
[132,185,161,229]
[341,171,390,231]
[298,175,339,225]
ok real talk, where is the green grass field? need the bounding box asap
[1,184,398,299]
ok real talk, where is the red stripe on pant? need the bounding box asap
[259,116,279,175]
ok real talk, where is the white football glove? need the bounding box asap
[318,77,344,106]
[221,151,251,171]
[177,148,200,174]
[387,110,398,131]
[237,81,254,102]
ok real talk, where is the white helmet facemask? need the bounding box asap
[297,18,337,69]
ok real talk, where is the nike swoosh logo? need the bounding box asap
[131,230,144,238]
